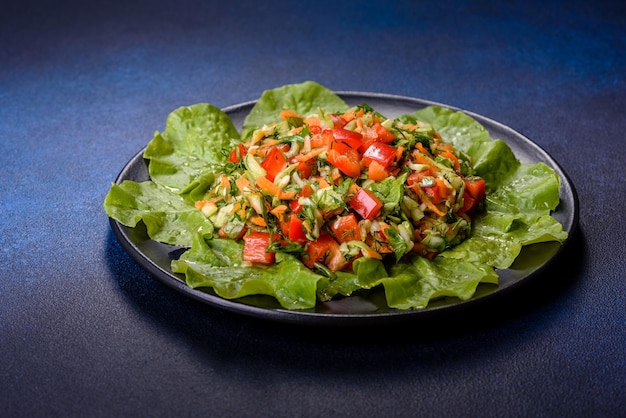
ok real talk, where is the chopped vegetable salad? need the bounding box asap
[195,104,486,275]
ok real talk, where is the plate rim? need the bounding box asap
[109,91,579,326]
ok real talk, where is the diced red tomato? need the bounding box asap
[228,144,246,163]
[362,142,397,168]
[457,177,486,213]
[327,148,362,178]
[464,177,486,200]
[303,233,346,271]
[243,231,277,265]
[457,190,477,214]
[330,213,361,243]
[260,147,287,181]
[349,188,383,220]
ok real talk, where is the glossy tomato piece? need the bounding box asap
[243,231,276,265]
[464,177,486,200]
[303,233,346,271]
[330,213,361,243]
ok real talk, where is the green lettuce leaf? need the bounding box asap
[241,81,349,139]
[379,256,499,309]
[103,180,213,246]
[143,103,241,192]
[172,234,322,309]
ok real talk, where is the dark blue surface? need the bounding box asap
[1,1,624,416]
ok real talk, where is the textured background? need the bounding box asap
[1,0,624,416]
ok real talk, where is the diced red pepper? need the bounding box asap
[330,114,347,128]
[349,188,383,220]
[373,122,395,143]
[243,231,277,265]
[308,125,322,135]
[310,129,333,148]
[330,213,361,243]
[287,215,308,244]
[289,184,313,213]
[331,128,363,151]
[260,146,287,181]
[327,148,362,178]
[228,143,247,163]
[362,142,397,168]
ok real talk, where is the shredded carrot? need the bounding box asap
[296,147,326,162]
[256,176,281,195]
[348,183,361,195]
[290,126,304,135]
[279,190,297,200]
[362,248,383,260]
[258,139,280,148]
[412,150,439,172]
[279,109,302,120]
[236,176,252,192]
[440,150,460,170]
[416,187,447,216]
[255,176,297,200]
[303,116,320,127]
[367,160,388,181]
[269,205,288,216]
[250,129,266,145]
[341,109,355,123]
[436,141,454,152]
[395,145,405,163]
[356,117,364,133]
[250,216,267,227]
[220,175,230,189]
[317,177,331,189]
[415,142,431,157]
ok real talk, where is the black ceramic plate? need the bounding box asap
[109,92,579,326]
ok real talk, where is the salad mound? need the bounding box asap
[104,81,568,310]
[199,105,485,274]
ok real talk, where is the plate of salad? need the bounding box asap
[104,81,577,325]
